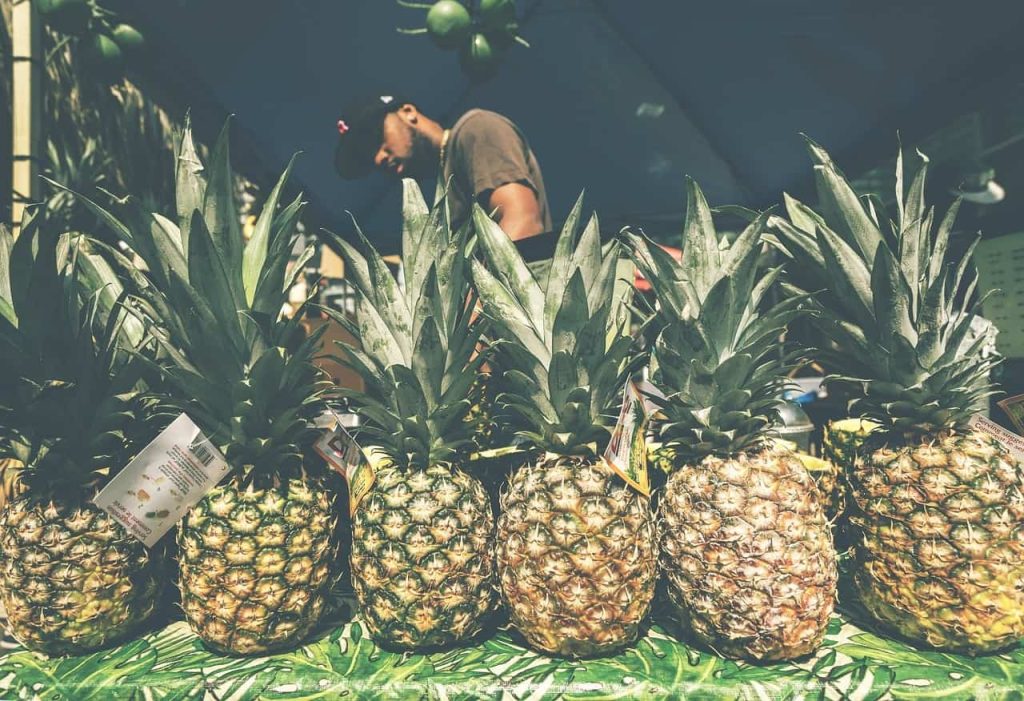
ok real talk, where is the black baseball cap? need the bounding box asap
[334,94,410,179]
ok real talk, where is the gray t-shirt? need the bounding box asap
[440,109,552,233]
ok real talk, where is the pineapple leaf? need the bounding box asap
[809,146,884,261]
[569,213,602,292]
[412,315,444,411]
[471,259,550,367]
[472,206,544,333]
[681,177,720,297]
[243,154,297,305]
[186,211,244,345]
[252,194,306,318]
[200,119,245,310]
[175,115,207,251]
[551,269,589,358]
[928,198,960,286]
[816,223,876,328]
[870,241,918,354]
[544,192,585,332]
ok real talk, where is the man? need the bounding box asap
[334,95,551,241]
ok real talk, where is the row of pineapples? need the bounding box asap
[1,121,1022,662]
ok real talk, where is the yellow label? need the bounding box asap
[314,413,375,516]
[602,380,651,496]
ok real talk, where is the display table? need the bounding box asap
[1,595,1022,700]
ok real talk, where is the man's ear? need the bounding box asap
[398,104,419,125]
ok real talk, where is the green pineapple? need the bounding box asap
[773,139,1024,654]
[79,121,339,655]
[0,214,164,656]
[472,198,658,658]
[322,181,495,650]
[625,179,837,662]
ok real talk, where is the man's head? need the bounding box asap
[335,96,441,180]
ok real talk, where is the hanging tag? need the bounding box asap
[634,379,667,419]
[969,414,1024,461]
[997,394,1024,434]
[602,380,651,496]
[314,411,375,516]
[93,413,231,547]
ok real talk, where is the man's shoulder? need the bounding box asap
[451,109,520,141]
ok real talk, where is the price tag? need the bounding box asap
[969,414,1024,462]
[93,413,231,547]
[314,411,375,516]
[602,380,651,496]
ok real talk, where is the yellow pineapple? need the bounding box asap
[85,121,339,654]
[0,216,164,656]
[324,181,495,650]
[625,179,837,661]
[473,198,658,658]
[774,138,1024,654]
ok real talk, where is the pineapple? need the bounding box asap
[823,418,880,474]
[0,215,164,656]
[81,121,338,655]
[321,181,494,650]
[795,453,844,523]
[820,418,880,523]
[472,198,658,658]
[773,139,1024,654]
[624,179,837,662]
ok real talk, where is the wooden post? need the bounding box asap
[10,0,43,238]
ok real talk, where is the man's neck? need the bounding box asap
[419,118,446,155]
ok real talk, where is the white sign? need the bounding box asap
[969,414,1024,462]
[93,413,232,547]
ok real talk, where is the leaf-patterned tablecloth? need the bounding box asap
[1,603,1023,701]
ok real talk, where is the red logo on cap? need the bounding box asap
[337,120,350,135]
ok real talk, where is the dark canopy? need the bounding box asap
[118,0,1024,249]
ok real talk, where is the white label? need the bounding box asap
[969,414,1024,462]
[634,379,667,419]
[93,413,232,547]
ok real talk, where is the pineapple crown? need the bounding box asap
[624,178,807,464]
[321,180,486,469]
[0,213,149,494]
[771,138,997,439]
[471,196,634,457]
[72,118,331,477]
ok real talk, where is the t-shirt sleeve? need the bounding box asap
[453,113,537,201]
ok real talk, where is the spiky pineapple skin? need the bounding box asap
[497,455,658,658]
[351,464,494,650]
[178,475,339,655]
[821,419,879,519]
[0,495,164,656]
[850,430,1024,655]
[660,449,837,662]
[790,452,844,525]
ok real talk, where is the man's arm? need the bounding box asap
[485,182,545,241]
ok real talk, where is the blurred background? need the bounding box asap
[3,0,1024,408]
